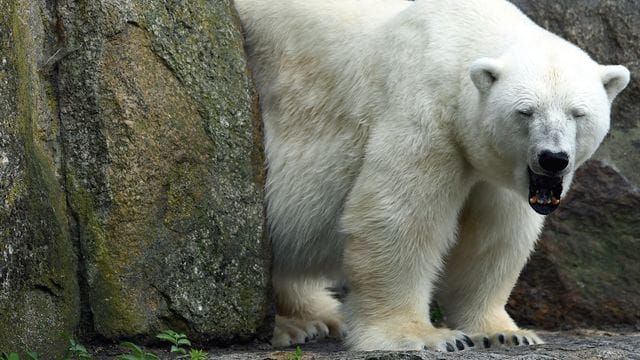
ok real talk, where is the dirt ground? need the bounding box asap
[87,329,640,359]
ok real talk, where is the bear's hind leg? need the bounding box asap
[437,182,545,348]
[271,275,346,347]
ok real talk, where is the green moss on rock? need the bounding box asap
[1,0,270,349]
[0,0,79,356]
[57,0,271,341]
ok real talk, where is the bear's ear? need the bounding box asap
[470,58,503,94]
[600,65,630,103]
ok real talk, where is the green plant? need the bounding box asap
[1,353,20,360]
[115,342,159,360]
[156,330,208,360]
[188,349,208,360]
[64,338,92,360]
[430,302,445,324]
[156,329,191,355]
[288,346,303,360]
[0,352,39,360]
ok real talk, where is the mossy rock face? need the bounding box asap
[0,0,270,351]
[0,0,80,356]
[56,0,270,341]
[508,0,640,329]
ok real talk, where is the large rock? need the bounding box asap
[508,0,640,329]
[0,0,270,355]
[57,0,270,342]
[0,0,80,357]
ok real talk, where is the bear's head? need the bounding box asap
[466,40,629,215]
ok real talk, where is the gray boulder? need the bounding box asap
[508,0,640,329]
[0,0,270,356]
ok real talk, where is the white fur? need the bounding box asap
[234,0,630,351]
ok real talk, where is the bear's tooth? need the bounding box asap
[529,196,538,204]
[552,197,560,205]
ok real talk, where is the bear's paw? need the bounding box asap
[348,324,474,352]
[418,328,475,352]
[471,329,544,349]
[272,314,346,347]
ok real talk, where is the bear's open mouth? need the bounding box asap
[528,167,563,215]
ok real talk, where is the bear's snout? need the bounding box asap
[538,151,569,174]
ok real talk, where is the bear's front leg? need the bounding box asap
[437,181,545,348]
[340,124,475,351]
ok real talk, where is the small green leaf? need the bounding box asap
[170,345,187,354]
[156,333,178,345]
[160,330,178,338]
[121,342,145,356]
[26,352,39,360]
[1,353,20,360]
[72,344,89,353]
[287,346,303,360]
[176,338,191,346]
[115,355,139,360]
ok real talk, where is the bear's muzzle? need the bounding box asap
[528,167,563,215]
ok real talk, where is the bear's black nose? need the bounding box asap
[538,151,569,173]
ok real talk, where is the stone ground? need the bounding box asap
[88,330,640,359]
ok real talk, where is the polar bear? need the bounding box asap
[234,0,630,352]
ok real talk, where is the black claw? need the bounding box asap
[483,337,490,348]
[446,342,455,352]
[498,334,505,344]
[423,345,428,350]
[455,339,464,350]
[523,337,530,345]
[512,335,519,345]
[463,335,474,347]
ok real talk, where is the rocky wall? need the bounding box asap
[0,0,271,356]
